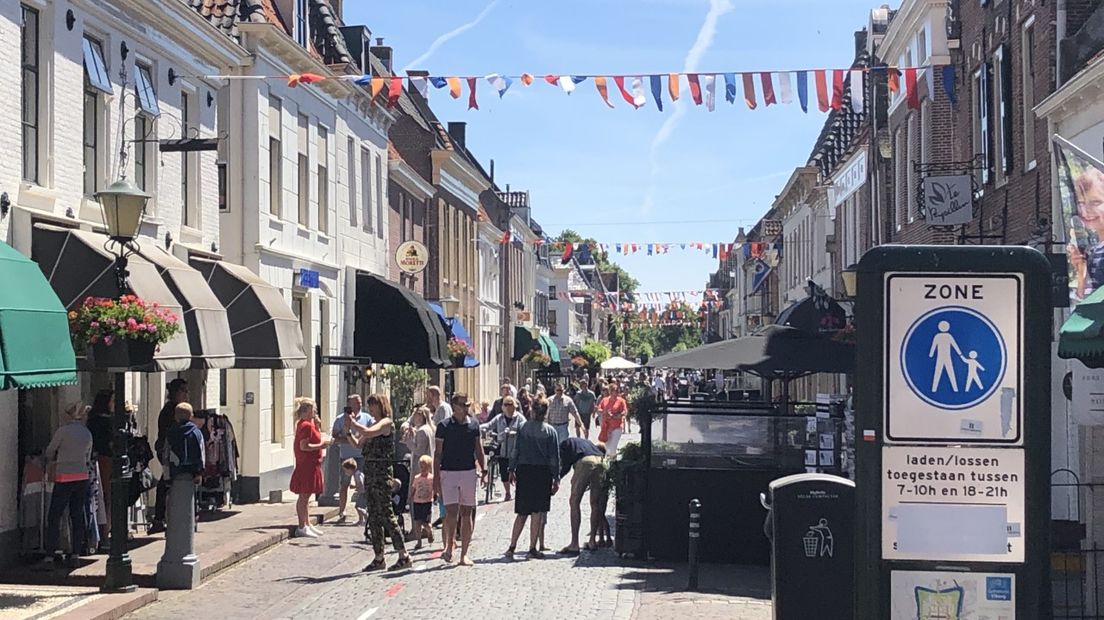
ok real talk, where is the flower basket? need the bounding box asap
[89,339,157,370]
[521,349,551,367]
[69,295,181,369]
[446,337,475,367]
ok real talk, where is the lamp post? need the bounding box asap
[95,177,150,593]
[438,296,461,397]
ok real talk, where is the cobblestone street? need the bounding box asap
[123,470,771,620]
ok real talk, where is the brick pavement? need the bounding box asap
[122,467,773,620]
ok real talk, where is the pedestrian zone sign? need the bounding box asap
[885,274,1022,444]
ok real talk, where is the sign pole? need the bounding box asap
[854,246,1051,618]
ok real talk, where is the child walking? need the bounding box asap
[409,455,435,550]
[342,459,368,527]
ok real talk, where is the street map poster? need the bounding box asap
[884,274,1022,444]
[890,570,1015,620]
[882,446,1024,563]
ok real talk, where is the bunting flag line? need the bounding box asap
[814,70,829,112]
[223,64,953,115]
[650,75,664,111]
[742,73,756,110]
[761,72,776,106]
[688,74,703,105]
[595,76,615,108]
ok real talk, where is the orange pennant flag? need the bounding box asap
[888,68,900,93]
[447,77,462,99]
[371,77,385,98]
[594,76,615,108]
[520,73,534,86]
[287,73,324,88]
[668,73,680,101]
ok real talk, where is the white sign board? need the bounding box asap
[882,446,1024,563]
[890,570,1015,619]
[923,174,974,226]
[1073,362,1104,426]
[885,274,1022,444]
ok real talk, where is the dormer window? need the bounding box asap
[295,0,308,47]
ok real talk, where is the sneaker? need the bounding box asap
[294,527,319,538]
[148,521,166,535]
[335,514,348,525]
[308,525,323,536]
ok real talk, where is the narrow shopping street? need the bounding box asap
[121,465,771,620]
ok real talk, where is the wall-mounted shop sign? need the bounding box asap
[829,148,867,208]
[922,175,974,226]
[298,269,320,288]
[395,240,430,274]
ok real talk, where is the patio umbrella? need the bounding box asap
[648,325,854,379]
[601,355,640,370]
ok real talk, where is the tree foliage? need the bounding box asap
[385,364,428,423]
[556,229,639,294]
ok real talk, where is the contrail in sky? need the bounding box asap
[403,0,502,71]
[642,0,735,217]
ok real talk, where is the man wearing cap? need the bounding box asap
[433,393,487,566]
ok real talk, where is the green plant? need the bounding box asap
[626,385,660,423]
[385,364,428,423]
[521,349,551,367]
[68,295,180,353]
[607,440,645,491]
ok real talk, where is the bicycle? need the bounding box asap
[482,429,501,504]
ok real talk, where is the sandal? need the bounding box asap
[505,546,515,558]
[362,558,386,572]
[559,546,580,556]
[528,548,545,559]
[388,555,413,571]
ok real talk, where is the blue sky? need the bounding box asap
[349,0,879,293]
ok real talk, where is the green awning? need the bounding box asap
[1060,287,1104,367]
[538,334,561,364]
[513,325,540,361]
[0,241,77,389]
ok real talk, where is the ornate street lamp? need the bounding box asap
[841,263,859,300]
[94,177,149,593]
[437,296,461,397]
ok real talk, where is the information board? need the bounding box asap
[885,274,1023,444]
[882,446,1024,562]
[890,570,1015,619]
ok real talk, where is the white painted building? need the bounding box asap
[776,168,833,304]
[0,0,247,563]
[549,261,590,352]
[205,2,393,501]
[477,209,503,403]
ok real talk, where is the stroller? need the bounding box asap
[362,456,411,546]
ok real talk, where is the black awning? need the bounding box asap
[32,225,192,372]
[353,272,450,368]
[775,293,848,335]
[189,257,307,369]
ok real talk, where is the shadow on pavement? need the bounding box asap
[615,563,771,599]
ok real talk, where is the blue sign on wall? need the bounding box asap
[900,306,1007,411]
[299,269,320,289]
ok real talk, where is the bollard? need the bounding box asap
[688,498,701,591]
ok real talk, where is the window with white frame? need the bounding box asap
[83,35,112,196]
[973,65,990,186]
[268,95,282,216]
[317,125,329,234]
[132,63,159,194]
[375,153,385,239]
[1021,18,1036,169]
[295,0,309,47]
[993,45,1011,185]
[346,137,357,226]
[297,114,310,227]
[21,5,40,184]
[361,148,373,232]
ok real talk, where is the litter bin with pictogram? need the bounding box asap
[762,473,855,620]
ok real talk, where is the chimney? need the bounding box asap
[854,29,867,58]
[448,122,467,150]
[370,37,393,74]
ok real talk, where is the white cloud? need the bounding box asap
[403,0,502,72]
[642,0,734,216]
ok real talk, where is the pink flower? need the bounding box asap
[90,322,100,328]
[104,335,114,346]
[126,318,138,329]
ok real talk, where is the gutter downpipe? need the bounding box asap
[1057,0,1067,88]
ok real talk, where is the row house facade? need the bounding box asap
[0,0,248,562]
[495,189,540,384]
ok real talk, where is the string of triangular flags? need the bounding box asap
[277,65,956,113]
[505,238,783,262]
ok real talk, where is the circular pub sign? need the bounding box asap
[395,240,429,274]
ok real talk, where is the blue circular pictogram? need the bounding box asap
[900,306,1006,410]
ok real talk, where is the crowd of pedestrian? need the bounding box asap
[276,374,632,571]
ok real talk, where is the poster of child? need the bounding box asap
[1058,136,1104,303]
